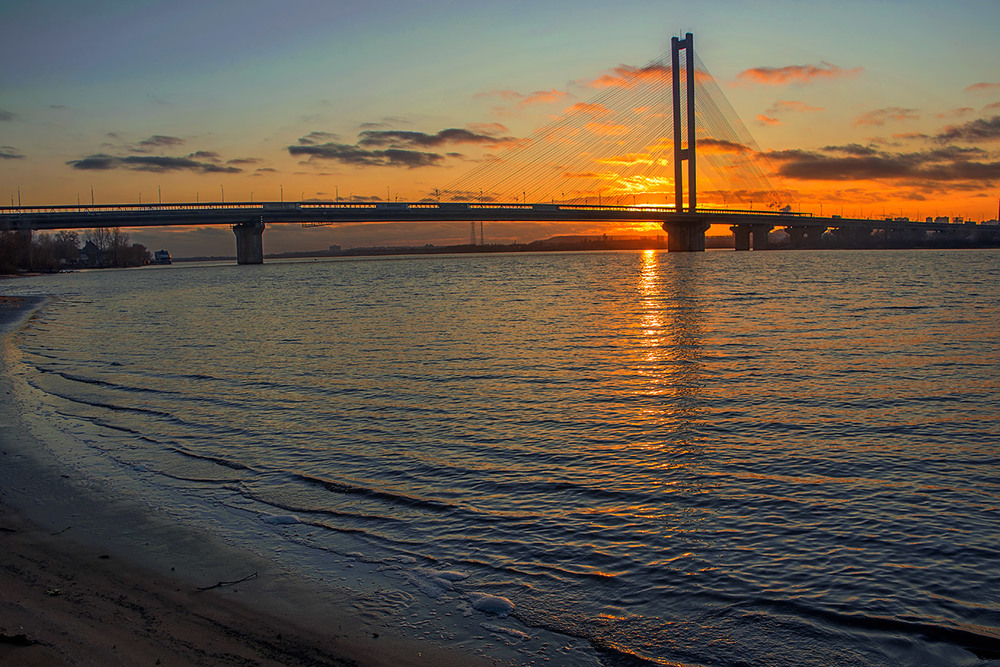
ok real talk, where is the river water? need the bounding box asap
[2,249,999,666]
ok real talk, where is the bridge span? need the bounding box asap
[1,200,991,263]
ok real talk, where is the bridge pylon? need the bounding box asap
[662,32,709,252]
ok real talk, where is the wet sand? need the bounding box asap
[0,294,495,666]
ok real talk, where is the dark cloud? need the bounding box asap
[287,126,508,168]
[134,135,185,152]
[226,157,261,165]
[0,109,15,122]
[764,144,1000,183]
[297,131,339,145]
[255,167,277,173]
[934,115,1000,143]
[358,128,515,148]
[823,143,880,156]
[49,104,68,110]
[67,154,241,173]
[289,142,444,168]
[700,138,751,153]
[358,117,409,130]
[189,150,221,161]
[1,146,25,160]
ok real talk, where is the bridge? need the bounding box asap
[2,33,995,262]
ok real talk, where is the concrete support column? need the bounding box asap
[751,224,773,251]
[662,219,710,252]
[233,220,265,264]
[731,225,751,251]
[786,226,807,248]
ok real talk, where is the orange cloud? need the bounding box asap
[567,102,612,117]
[597,153,657,166]
[936,107,974,119]
[521,89,571,105]
[585,121,629,136]
[562,171,603,179]
[966,82,1000,94]
[587,63,679,89]
[984,102,1000,112]
[756,114,781,126]
[853,107,920,126]
[737,62,861,85]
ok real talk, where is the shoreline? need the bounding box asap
[0,295,499,666]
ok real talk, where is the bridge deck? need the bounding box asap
[0,201,981,233]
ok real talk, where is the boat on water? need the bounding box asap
[151,249,172,265]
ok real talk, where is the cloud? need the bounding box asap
[467,122,510,135]
[1,146,25,160]
[764,143,1000,183]
[566,102,612,117]
[226,157,261,165]
[134,135,185,152]
[0,109,15,122]
[755,114,781,126]
[985,102,1000,112]
[823,143,880,156]
[358,128,515,148]
[853,107,920,126]
[699,138,752,154]
[587,63,677,89]
[936,107,974,119]
[766,100,823,114]
[737,62,861,85]
[478,89,569,106]
[288,142,444,168]
[585,121,629,136]
[67,154,241,173]
[358,117,408,130]
[297,131,340,145]
[966,82,1000,94]
[189,150,221,161]
[934,115,1000,143]
[522,89,570,105]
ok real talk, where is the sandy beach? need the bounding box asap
[0,294,497,666]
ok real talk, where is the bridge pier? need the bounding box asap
[751,224,773,251]
[233,220,265,264]
[785,225,826,249]
[731,225,751,251]
[662,219,711,252]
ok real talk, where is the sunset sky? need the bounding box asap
[3,0,1000,256]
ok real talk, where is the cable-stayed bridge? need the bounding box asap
[2,33,994,262]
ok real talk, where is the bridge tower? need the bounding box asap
[661,32,710,251]
[672,32,696,214]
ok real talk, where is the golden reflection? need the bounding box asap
[633,250,705,426]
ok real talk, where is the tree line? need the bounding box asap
[0,228,151,273]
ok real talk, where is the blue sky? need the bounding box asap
[3,0,1000,255]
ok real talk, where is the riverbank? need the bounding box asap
[0,295,495,666]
